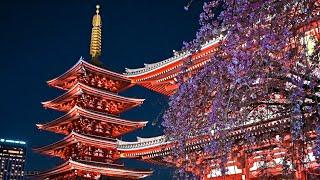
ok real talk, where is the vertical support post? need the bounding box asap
[239,150,250,180]
[294,141,306,180]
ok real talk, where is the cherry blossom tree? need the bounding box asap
[162,0,320,178]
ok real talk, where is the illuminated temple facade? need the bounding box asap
[34,6,152,179]
[34,4,320,180]
[119,20,320,179]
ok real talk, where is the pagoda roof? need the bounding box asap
[37,106,148,136]
[35,159,153,179]
[47,59,133,91]
[42,82,144,112]
[34,131,117,156]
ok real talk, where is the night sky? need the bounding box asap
[0,1,203,179]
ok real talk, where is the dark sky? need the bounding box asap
[0,0,203,179]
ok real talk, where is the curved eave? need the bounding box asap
[42,82,82,108]
[136,81,176,96]
[117,135,166,144]
[125,19,319,79]
[119,115,299,153]
[131,53,214,96]
[33,132,116,155]
[36,160,153,179]
[124,36,223,78]
[42,82,145,110]
[37,106,148,133]
[124,54,188,78]
[125,20,319,79]
[117,141,172,152]
[47,59,133,90]
[116,136,171,151]
[125,21,320,79]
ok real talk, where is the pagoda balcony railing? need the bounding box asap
[82,133,117,142]
[76,159,125,168]
[74,159,152,172]
[87,108,121,118]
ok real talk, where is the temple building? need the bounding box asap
[34,5,152,179]
[33,3,320,179]
[119,20,320,179]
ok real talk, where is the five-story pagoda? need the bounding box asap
[34,5,152,179]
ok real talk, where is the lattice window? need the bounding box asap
[95,124,103,133]
[87,123,93,131]
[94,149,103,157]
[84,147,92,156]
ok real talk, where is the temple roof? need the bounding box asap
[122,36,223,96]
[33,131,117,156]
[117,135,167,145]
[117,113,297,153]
[123,37,223,77]
[37,106,148,136]
[42,82,144,112]
[124,20,319,77]
[117,135,170,151]
[47,59,133,91]
[35,159,153,179]
[122,21,319,96]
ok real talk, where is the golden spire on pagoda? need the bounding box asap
[90,5,102,65]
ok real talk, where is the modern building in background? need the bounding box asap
[0,139,26,180]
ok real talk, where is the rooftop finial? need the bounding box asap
[90,4,102,66]
[96,5,100,14]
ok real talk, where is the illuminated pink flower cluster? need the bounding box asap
[162,0,320,177]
